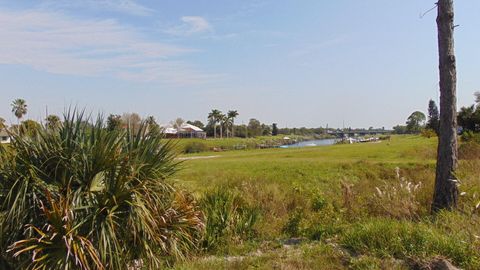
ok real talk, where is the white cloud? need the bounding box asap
[41,0,154,16]
[165,16,213,36]
[0,9,222,85]
[181,16,212,33]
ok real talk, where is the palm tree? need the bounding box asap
[45,114,61,130]
[1,112,204,269]
[218,113,227,139]
[11,98,27,124]
[122,113,141,134]
[145,115,156,126]
[145,115,161,135]
[227,110,239,138]
[208,109,222,138]
[172,118,185,138]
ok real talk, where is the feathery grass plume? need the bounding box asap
[370,168,424,220]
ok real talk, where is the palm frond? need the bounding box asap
[1,110,204,269]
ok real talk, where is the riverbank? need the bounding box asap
[172,134,335,154]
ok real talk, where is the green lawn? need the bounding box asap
[172,135,480,269]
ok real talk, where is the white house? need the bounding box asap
[162,123,206,139]
[0,129,11,144]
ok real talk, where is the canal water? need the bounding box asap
[280,138,337,148]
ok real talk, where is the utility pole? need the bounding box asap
[432,0,459,212]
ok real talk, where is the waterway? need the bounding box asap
[279,138,337,148]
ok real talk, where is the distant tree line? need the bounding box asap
[1,100,165,138]
[2,100,390,140]
[393,92,479,135]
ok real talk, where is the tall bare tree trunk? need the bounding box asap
[432,0,459,212]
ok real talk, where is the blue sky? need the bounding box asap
[0,0,479,128]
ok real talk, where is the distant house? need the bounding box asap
[0,129,11,144]
[163,123,206,139]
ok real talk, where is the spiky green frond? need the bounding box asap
[0,111,204,269]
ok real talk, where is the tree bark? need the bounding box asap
[432,0,459,212]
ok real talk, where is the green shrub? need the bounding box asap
[306,222,342,241]
[184,141,209,153]
[378,135,391,141]
[0,112,204,269]
[282,209,304,237]
[341,218,480,269]
[421,129,437,138]
[311,193,327,212]
[304,201,345,241]
[200,189,259,251]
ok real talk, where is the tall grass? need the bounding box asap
[171,135,480,269]
[0,112,204,269]
[341,218,480,269]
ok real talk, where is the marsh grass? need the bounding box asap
[171,136,480,269]
[341,218,480,269]
[4,132,478,269]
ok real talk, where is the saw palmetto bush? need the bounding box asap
[200,188,259,251]
[0,112,204,269]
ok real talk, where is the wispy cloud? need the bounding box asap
[0,9,222,85]
[165,16,213,36]
[40,0,154,16]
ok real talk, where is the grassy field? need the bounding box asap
[175,136,437,193]
[172,135,480,269]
